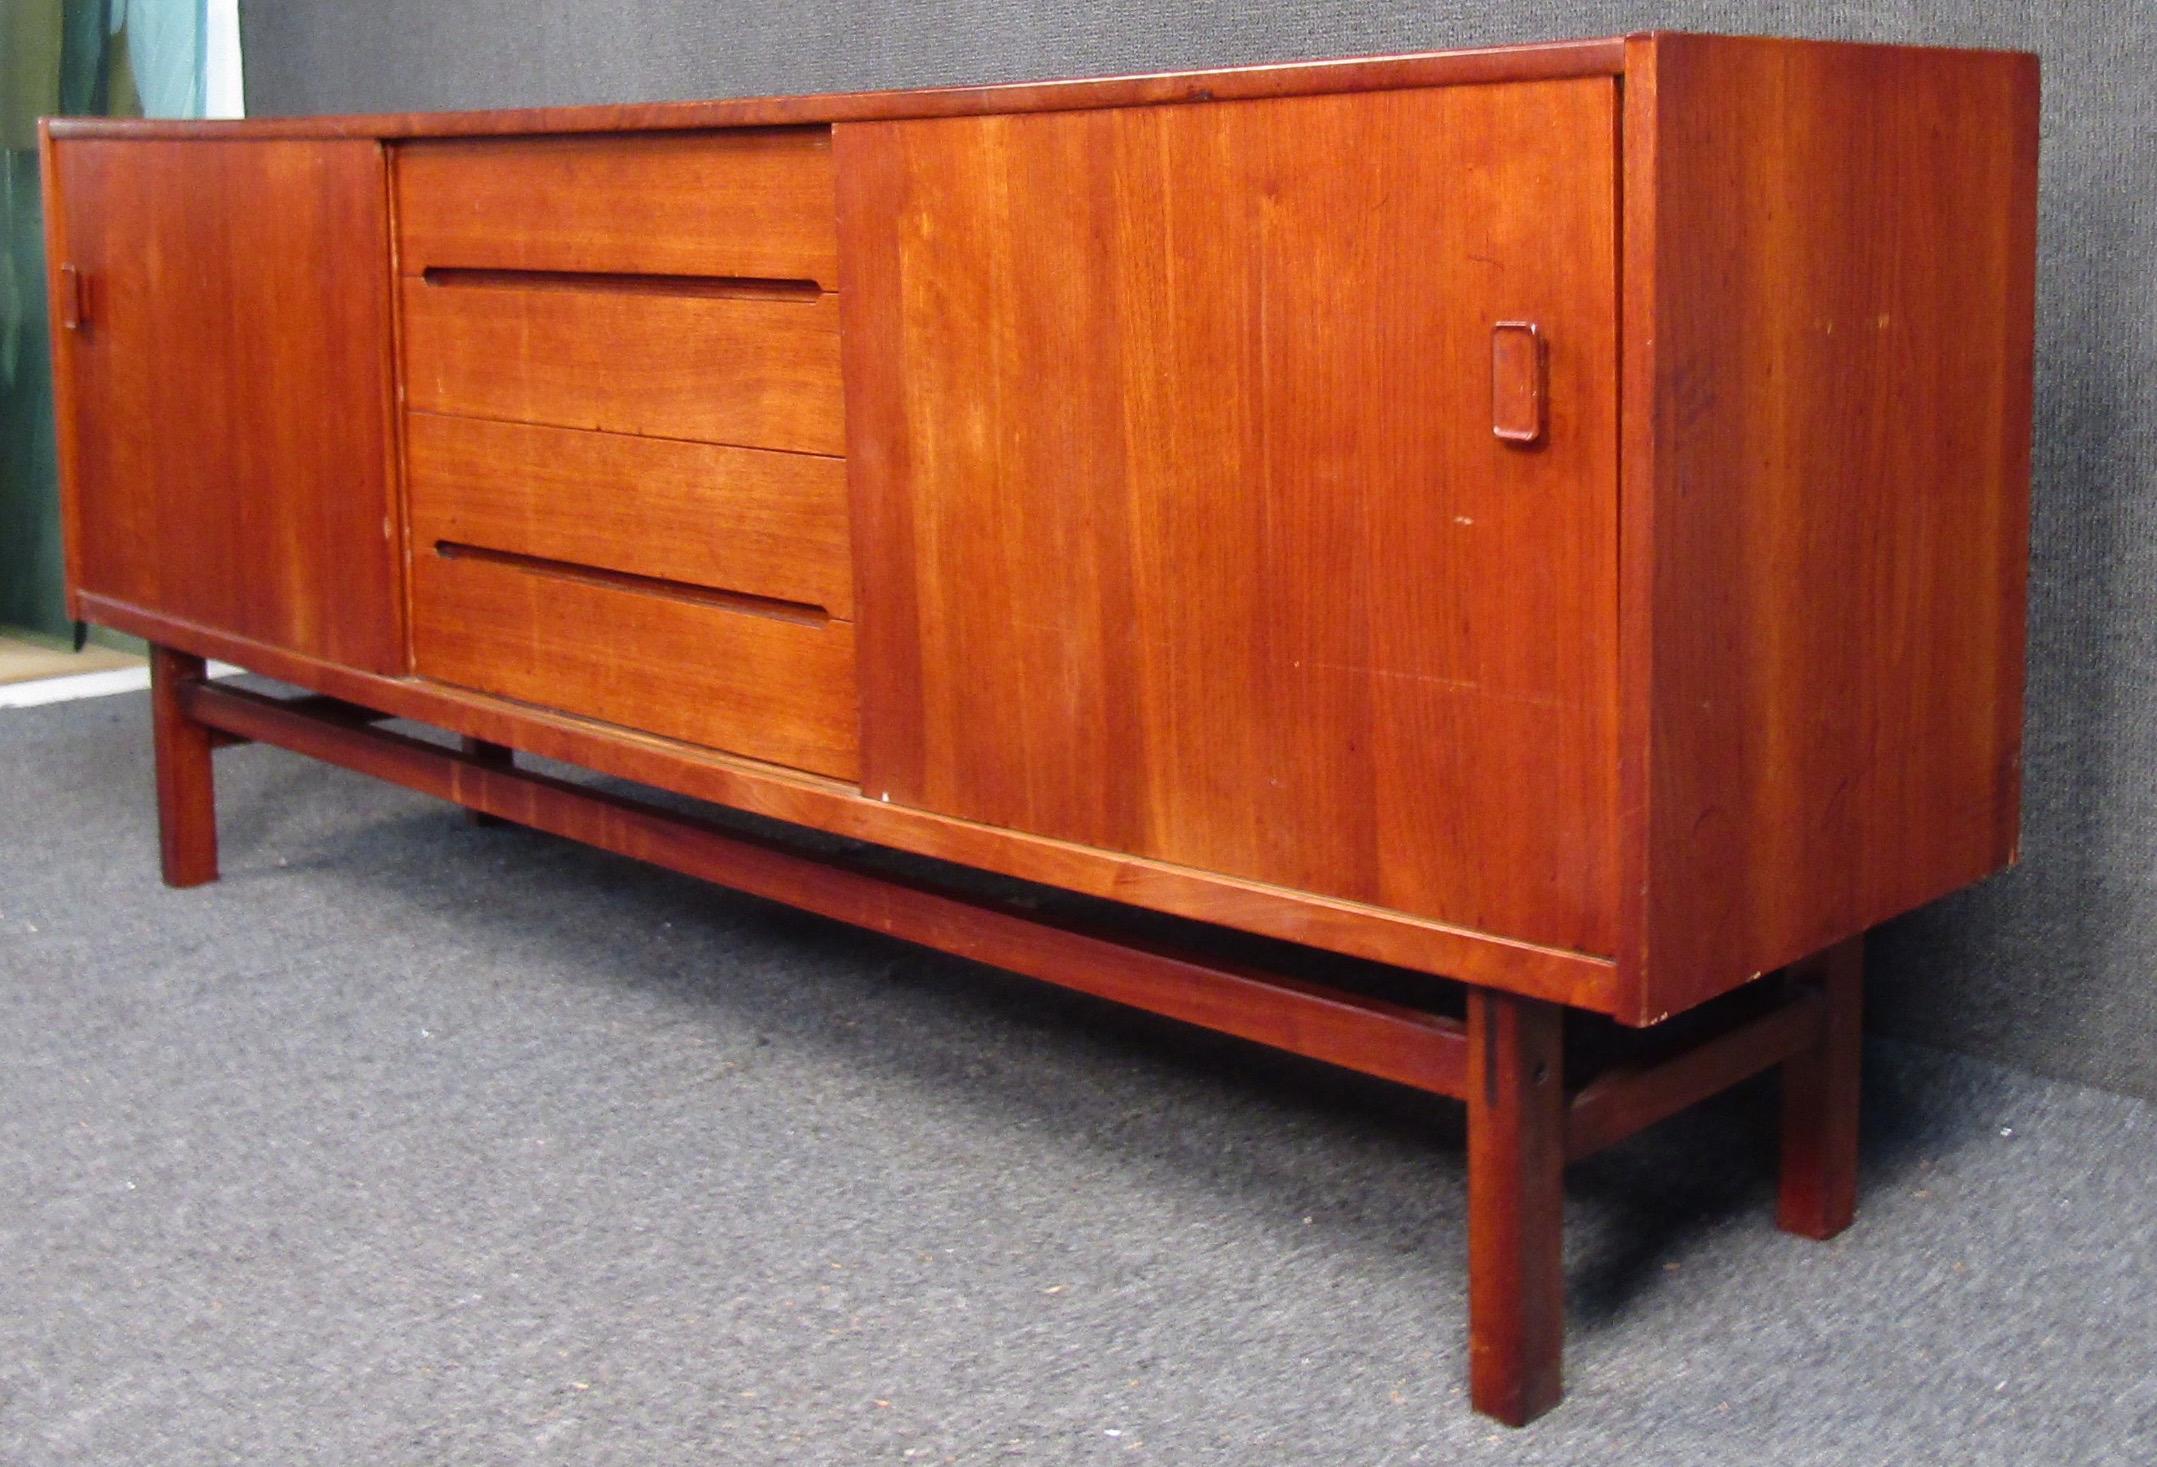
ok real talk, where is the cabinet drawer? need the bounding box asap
[400,276,843,455]
[406,413,852,616]
[411,545,858,779]
[395,129,839,287]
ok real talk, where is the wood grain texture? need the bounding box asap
[400,276,843,455]
[80,593,1614,1006]
[405,412,852,614]
[842,80,1621,956]
[410,544,859,779]
[1617,35,2038,1020]
[46,39,1628,141]
[395,128,840,286]
[54,34,2033,1027]
[149,645,218,887]
[1467,988,1567,1426]
[43,138,403,672]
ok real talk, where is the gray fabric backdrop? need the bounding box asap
[236,1,2157,1100]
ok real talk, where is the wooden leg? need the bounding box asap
[1466,987,1566,1426]
[459,737,514,826]
[149,645,218,888]
[1778,936,1864,1239]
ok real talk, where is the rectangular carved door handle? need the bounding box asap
[58,264,86,330]
[1491,320,1545,445]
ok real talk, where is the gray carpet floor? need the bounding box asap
[3,691,2154,1465]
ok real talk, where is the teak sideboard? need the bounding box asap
[40,32,2036,1424]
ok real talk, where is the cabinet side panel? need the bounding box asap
[1625,36,2038,1020]
[37,124,86,623]
[841,82,1621,960]
[47,138,403,673]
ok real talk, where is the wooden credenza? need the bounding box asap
[40,32,2037,1424]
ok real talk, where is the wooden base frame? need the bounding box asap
[145,653,1865,1426]
[458,736,515,827]
[148,646,218,886]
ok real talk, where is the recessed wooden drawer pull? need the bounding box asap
[433,539,832,626]
[58,264,87,329]
[1491,320,1545,444]
[419,265,823,303]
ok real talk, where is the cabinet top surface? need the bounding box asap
[41,32,2032,143]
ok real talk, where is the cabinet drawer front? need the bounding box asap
[395,129,839,287]
[401,277,843,455]
[411,546,858,779]
[406,413,852,616]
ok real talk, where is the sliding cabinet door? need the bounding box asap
[840,81,1620,953]
[46,138,402,671]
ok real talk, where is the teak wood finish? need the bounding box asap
[394,129,842,287]
[841,78,1620,956]
[398,279,846,455]
[406,539,861,779]
[404,413,854,616]
[44,139,404,674]
[1618,35,2037,1020]
[41,32,2037,1425]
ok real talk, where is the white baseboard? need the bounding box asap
[0,662,246,710]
